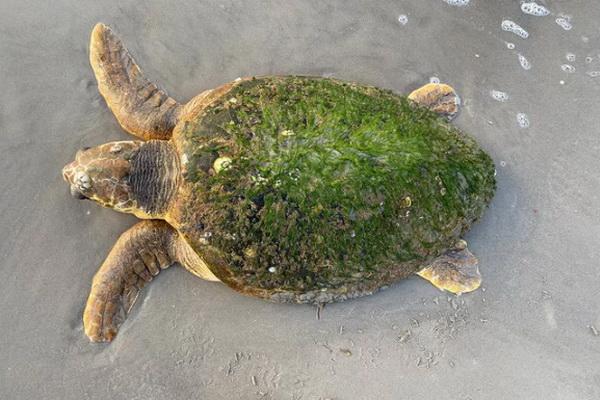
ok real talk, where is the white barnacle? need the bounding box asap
[213,157,232,173]
[268,267,277,273]
[435,176,447,195]
[75,171,91,190]
[251,174,268,184]
[110,143,123,153]
[244,247,257,258]
[198,231,213,245]
[455,239,468,250]
[400,196,412,208]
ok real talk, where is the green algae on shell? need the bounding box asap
[175,76,495,302]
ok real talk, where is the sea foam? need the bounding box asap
[502,20,529,39]
[521,2,550,16]
[442,0,470,6]
[517,113,530,128]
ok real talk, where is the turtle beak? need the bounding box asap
[62,160,76,182]
[62,147,92,182]
[62,160,88,200]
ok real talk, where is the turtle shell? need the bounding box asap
[170,76,495,303]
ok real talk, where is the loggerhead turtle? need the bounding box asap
[62,24,495,342]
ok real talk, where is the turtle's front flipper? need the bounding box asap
[83,220,178,342]
[416,240,481,295]
[408,83,460,120]
[90,23,182,140]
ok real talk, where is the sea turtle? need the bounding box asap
[62,23,496,342]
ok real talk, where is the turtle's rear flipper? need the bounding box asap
[83,220,177,342]
[90,23,182,140]
[408,83,460,120]
[416,240,481,294]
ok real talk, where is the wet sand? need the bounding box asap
[1,0,599,398]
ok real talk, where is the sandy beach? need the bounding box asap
[1,0,599,398]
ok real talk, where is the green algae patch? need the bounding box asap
[179,76,495,295]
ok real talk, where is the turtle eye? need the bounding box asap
[76,147,91,157]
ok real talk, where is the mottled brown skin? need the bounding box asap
[63,141,143,214]
[416,240,481,294]
[83,220,174,341]
[407,83,460,120]
[82,220,219,341]
[90,23,182,140]
[63,23,483,342]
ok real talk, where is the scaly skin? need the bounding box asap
[62,141,144,215]
[83,220,177,342]
[416,240,482,294]
[90,23,182,140]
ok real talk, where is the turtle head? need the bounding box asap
[62,140,179,218]
[62,141,142,212]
